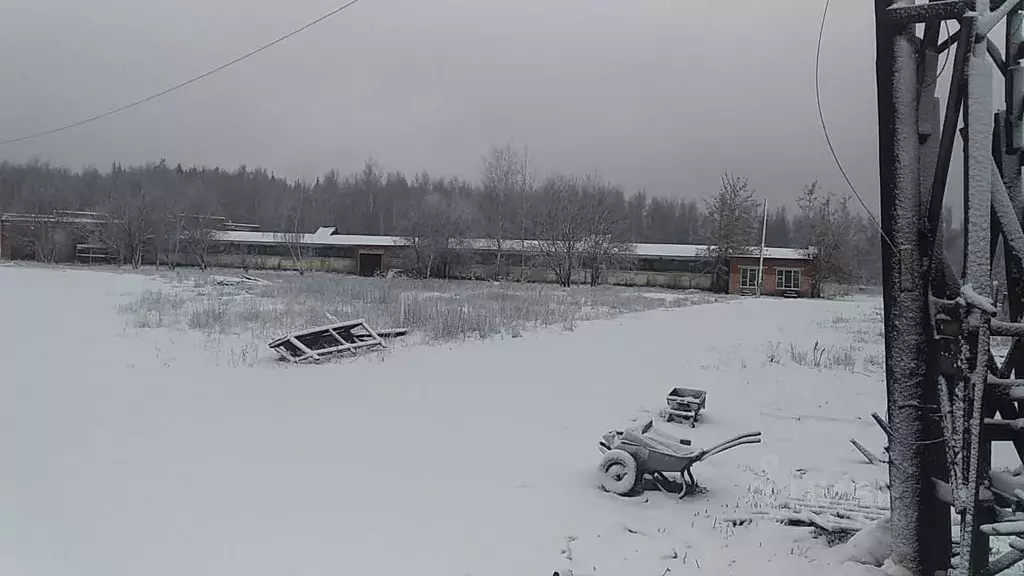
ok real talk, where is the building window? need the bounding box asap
[777,268,801,290]
[739,266,761,289]
[315,246,356,258]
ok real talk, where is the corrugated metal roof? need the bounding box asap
[213,229,408,248]
[727,247,812,260]
[1,211,108,224]
[211,230,813,261]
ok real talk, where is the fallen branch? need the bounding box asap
[850,438,887,465]
[871,412,893,438]
[719,510,868,533]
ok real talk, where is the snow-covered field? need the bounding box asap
[116,267,731,364]
[2,265,902,576]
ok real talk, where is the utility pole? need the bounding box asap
[872,1,1024,574]
[757,197,768,297]
[874,2,932,572]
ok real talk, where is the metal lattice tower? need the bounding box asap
[875,1,1024,574]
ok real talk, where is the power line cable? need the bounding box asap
[815,0,901,258]
[0,0,367,147]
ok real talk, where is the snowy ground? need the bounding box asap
[1,265,903,576]
[115,267,730,365]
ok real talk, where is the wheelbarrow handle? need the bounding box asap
[703,436,762,459]
[706,431,761,452]
[695,431,763,461]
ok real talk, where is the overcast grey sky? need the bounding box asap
[0,0,947,208]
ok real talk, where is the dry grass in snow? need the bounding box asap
[757,306,886,375]
[119,268,730,358]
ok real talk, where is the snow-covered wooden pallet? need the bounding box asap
[268,318,405,363]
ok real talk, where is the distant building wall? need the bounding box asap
[0,220,8,260]
[455,262,714,289]
[1,216,816,294]
[206,254,358,274]
[606,270,714,290]
[728,256,815,297]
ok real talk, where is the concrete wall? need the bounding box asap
[605,270,714,290]
[0,221,9,260]
[212,255,716,289]
[207,254,358,274]
[458,263,713,289]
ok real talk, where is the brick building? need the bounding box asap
[728,248,816,297]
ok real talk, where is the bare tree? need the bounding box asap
[355,159,385,235]
[6,165,75,262]
[16,213,67,263]
[399,189,473,278]
[795,180,860,296]
[535,175,589,287]
[626,191,647,242]
[187,181,223,270]
[149,192,185,269]
[96,178,154,269]
[480,144,534,279]
[700,173,760,292]
[181,216,220,271]
[276,184,311,273]
[579,176,634,286]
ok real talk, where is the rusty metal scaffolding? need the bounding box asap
[875,1,1024,574]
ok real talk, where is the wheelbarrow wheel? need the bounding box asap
[597,449,641,496]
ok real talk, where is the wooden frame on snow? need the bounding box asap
[268,318,390,363]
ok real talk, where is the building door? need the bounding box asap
[358,252,383,277]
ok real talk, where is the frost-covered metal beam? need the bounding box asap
[934,476,998,505]
[980,0,1024,35]
[987,549,1024,576]
[964,25,995,303]
[991,161,1024,262]
[993,320,1024,336]
[989,38,1009,75]
[877,1,949,573]
[886,0,972,24]
[939,24,1019,61]
[938,27,961,53]
[926,20,974,248]
[990,375,1024,393]
[957,3,997,569]
[995,0,1024,393]
[982,520,1024,535]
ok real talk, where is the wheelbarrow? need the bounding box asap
[597,419,762,497]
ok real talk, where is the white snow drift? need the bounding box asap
[1,265,903,576]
